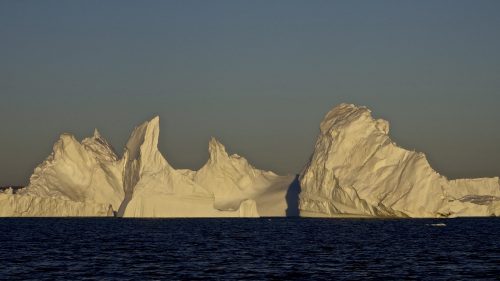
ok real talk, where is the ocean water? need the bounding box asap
[0,218,498,280]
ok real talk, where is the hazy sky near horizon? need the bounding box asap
[1,0,500,185]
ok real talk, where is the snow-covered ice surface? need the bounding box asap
[299,103,500,218]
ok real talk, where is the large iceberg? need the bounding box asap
[299,103,500,218]
[0,116,294,217]
[2,104,497,218]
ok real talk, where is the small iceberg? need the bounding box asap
[428,223,447,227]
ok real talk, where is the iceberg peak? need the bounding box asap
[93,128,102,139]
[321,103,390,136]
[208,137,229,163]
[124,116,161,162]
[82,129,118,162]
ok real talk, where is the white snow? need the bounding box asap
[299,103,500,218]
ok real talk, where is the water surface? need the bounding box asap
[0,218,498,280]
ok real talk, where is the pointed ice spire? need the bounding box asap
[93,128,102,139]
[208,137,229,163]
[125,116,160,161]
[80,128,118,162]
[143,116,160,153]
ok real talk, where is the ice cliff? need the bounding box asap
[299,103,500,218]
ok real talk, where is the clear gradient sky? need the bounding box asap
[1,1,500,185]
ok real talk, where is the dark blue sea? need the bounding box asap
[0,218,498,280]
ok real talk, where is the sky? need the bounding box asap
[1,0,500,185]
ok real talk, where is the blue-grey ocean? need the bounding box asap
[0,218,498,280]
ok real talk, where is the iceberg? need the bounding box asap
[118,117,260,218]
[119,117,294,217]
[2,104,497,218]
[299,103,500,218]
[0,130,122,217]
[192,138,295,216]
[0,116,293,217]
